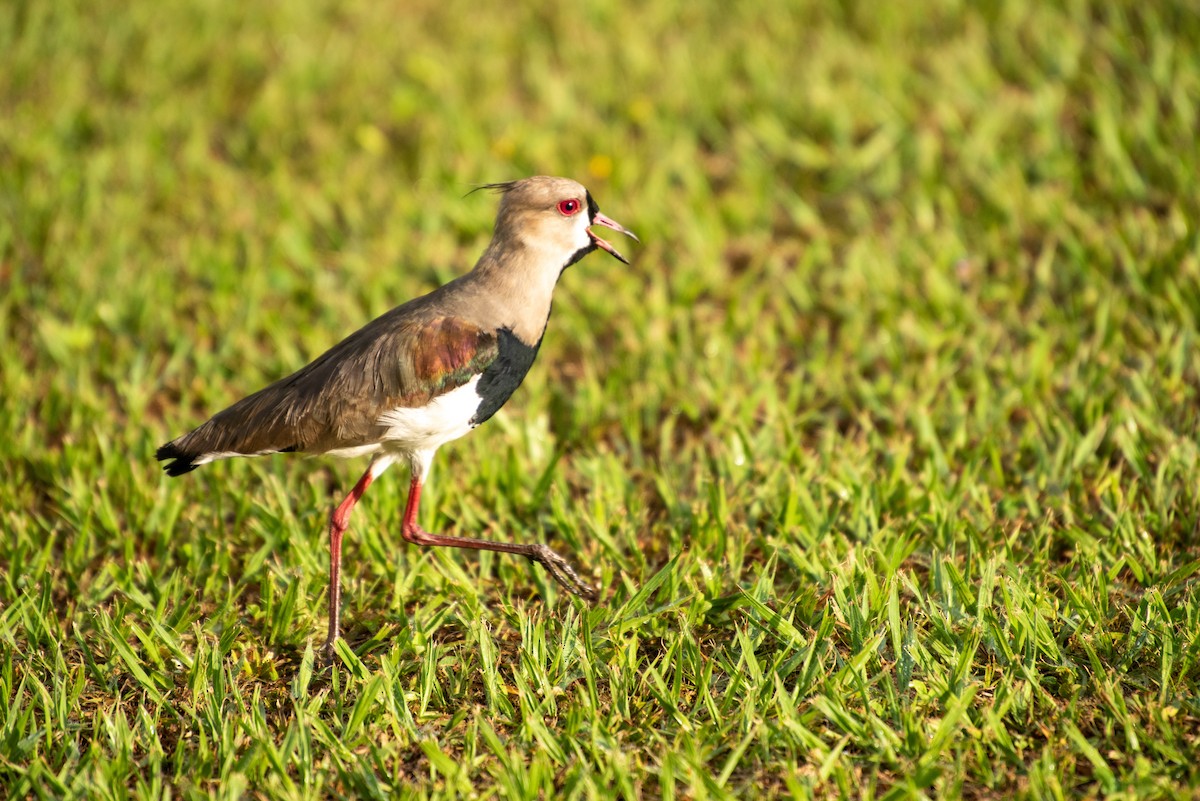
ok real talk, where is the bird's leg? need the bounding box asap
[324,465,377,660]
[399,476,597,601]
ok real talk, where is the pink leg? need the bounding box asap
[399,477,596,600]
[324,466,376,657]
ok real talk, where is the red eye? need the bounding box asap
[557,198,581,216]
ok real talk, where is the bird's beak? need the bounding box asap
[588,212,639,265]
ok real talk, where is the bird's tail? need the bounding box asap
[156,441,203,477]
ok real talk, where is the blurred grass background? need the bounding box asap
[2,0,1199,798]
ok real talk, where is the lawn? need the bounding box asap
[2,0,1199,798]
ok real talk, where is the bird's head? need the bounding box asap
[482,176,638,270]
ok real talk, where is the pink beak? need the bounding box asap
[588,212,639,265]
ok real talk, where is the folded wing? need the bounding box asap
[156,315,499,475]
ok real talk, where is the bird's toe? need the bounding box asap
[531,543,598,602]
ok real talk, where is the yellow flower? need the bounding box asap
[588,154,613,180]
[355,124,387,155]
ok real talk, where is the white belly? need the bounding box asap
[374,376,482,452]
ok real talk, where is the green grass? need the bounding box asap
[2,0,1199,797]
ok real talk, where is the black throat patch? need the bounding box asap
[563,242,596,270]
[471,327,544,426]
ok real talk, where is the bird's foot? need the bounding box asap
[529,543,598,602]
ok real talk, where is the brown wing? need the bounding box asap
[156,313,499,475]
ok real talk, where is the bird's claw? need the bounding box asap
[530,543,598,602]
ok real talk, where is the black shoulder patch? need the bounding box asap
[470,328,542,426]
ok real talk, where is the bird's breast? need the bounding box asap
[470,327,543,426]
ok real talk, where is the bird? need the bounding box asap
[156,176,637,657]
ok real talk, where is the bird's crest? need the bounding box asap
[467,181,519,197]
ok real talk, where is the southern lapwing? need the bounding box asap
[156,176,637,655]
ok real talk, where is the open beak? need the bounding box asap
[588,212,639,265]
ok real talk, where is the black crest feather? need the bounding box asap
[467,181,519,197]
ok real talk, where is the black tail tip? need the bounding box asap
[156,443,199,477]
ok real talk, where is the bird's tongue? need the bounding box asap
[588,212,639,265]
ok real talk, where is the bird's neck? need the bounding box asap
[466,238,565,343]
